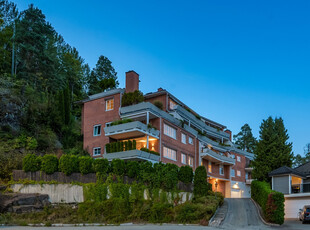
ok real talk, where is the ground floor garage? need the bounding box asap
[284,194,310,219]
[208,178,251,198]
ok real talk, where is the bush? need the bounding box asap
[83,183,108,202]
[193,166,210,197]
[79,156,93,174]
[162,163,179,191]
[126,161,140,178]
[153,101,163,110]
[178,166,193,184]
[22,154,41,172]
[59,154,79,175]
[140,147,160,156]
[111,159,125,176]
[41,154,58,174]
[149,202,174,223]
[251,180,284,225]
[121,90,144,107]
[110,119,133,126]
[93,158,109,174]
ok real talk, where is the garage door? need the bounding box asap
[285,197,310,219]
[231,190,241,198]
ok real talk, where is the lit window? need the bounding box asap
[181,133,186,144]
[106,99,114,111]
[163,146,177,161]
[93,147,101,156]
[93,125,101,136]
[237,170,241,177]
[231,169,235,177]
[208,162,212,173]
[188,156,194,166]
[169,99,177,110]
[188,137,193,145]
[220,165,224,175]
[164,124,176,139]
[237,156,241,162]
[181,153,186,164]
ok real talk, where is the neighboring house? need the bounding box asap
[78,70,254,198]
[269,162,310,219]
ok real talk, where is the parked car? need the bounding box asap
[299,205,310,224]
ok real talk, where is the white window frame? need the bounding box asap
[237,170,241,177]
[181,133,186,144]
[163,146,177,161]
[237,156,241,162]
[181,153,186,164]
[105,98,114,111]
[93,147,101,156]
[188,156,194,166]
[208,162,212,173]
[164,124,177,139]
[188,136,193,145]
[220,165,224,175]
[231,169,235,177]
[93,124,101,136]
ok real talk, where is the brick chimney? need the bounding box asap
[125,70,139,93]
[225,129,232,141]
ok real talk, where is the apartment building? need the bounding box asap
[78,71,254,198]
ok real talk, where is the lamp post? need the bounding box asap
[215,179,218,200]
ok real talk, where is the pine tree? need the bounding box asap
[252,116,293,182]
[233,123,256,152]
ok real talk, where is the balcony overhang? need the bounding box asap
[246,179,254,185]
[201,149,235,165]
[104,121,159,140]
[104,150,160,163]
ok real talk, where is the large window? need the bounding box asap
[106,99,114,111]
[181,133,186,144]
[231,169,235,177]
[219,165,224,175]
[188,136,193,145]
[93,147,101,156]
[208,162,212,173]
[181,153,186,164]
[164,124,176,139]
[237,170,241,177]
[93,124,101,136]
[163,146,176,161]
[188,156,194,166]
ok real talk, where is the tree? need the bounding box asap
[87,55,119,95]
[252,117,293,182]
[292,143,310,168]
[233,123,256,152]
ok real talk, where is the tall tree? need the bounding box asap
[87,55,119,95]
[252,116,293,182]
[292,143,310,168]
[233,123,256,153]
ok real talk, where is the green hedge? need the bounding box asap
[110,118,133,126]
[106,140,137,153]
[41,154,58,174]
[93,158,109,174]
[193,166,210,197]
[178,166,193,184]
[251,180,284,225]
[22,154,41,172]
[79,156,94,175]
[59,154,79,175]
[111,159,125,176]
[140,147,160,156]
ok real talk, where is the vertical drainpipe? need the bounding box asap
[160,117,162,162]
[289,174,291,194]
[146,111,149,149]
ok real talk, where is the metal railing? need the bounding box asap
[291,183,310,193]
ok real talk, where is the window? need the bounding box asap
[237,170,241,177]
[188,137,193,145]
[169,99,177,110]
[188,156,194,166]
[93,147,101,156]
[220,165,224,175]
[163,146,176,161]
[208,162,212,173]
[237,156,241,162]
[231,169,235,177]
[106,99,114,111]
[181,133,186,144]
[181,153,186,164]
[164,124,176,139]
[93,125,101,136]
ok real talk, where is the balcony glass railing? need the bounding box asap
[291,183,310,193]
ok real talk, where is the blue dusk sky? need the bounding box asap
[14,0,310,156]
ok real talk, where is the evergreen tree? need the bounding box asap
[233,123,256,152]
[252,116,293,182]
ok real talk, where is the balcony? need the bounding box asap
[291,183,310,194]
[104,121,159,140]
[201,148,235,165]
[104,149,160,163]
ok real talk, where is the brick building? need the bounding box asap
[78,71,254,198]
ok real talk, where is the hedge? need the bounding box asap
[41,154,58,174]
[251,180,284,225]
[178,166,193,184]
[193,166,211,197]
[22,154,41,172]
[93,158,109,174]
[140,147,160,156]
[59,154,79,175]
[106,140,137,153]
[79,156,94,175]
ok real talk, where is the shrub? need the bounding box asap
[149,202,174,223]
[193,166,210,197]
[79,156,94,174]
[178,166,193,184]
[110,119,133,126]
[111,159,125,176]
[121,90,144,107]
[41,154,58,174]
[126,161,140,178]
[133,140,136,149]
[22,154,41,172]
[140,147,160,156]
[59,154,79,175]
[153,101,163,110]
[251,180,284,225]
[162,163,179,191]
[105,143,111,153]
[83,183,108,202]
[93,158,109,174]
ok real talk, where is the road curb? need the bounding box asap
[250,198,280,227]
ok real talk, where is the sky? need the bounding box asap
[14,0,310,156]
